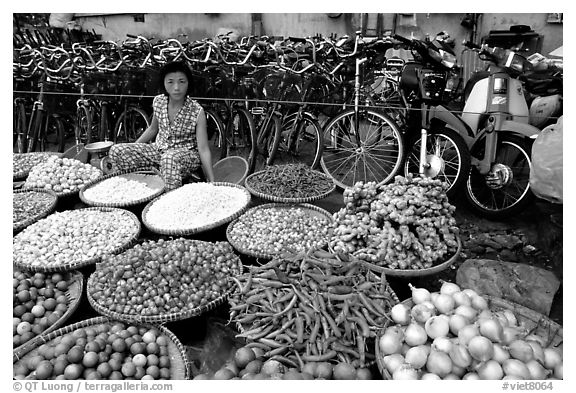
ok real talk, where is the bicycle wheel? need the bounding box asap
[275,111,323,169]
[205,108,227,162]
[226,107,257,174]
[75,105,93,145]
[403,127,470,197]
[39,115,66,153]
[114,107,150,143]
[465,135,534,219]
[253,112,282,173]
[320,108,404,189]
[14,100,27,154]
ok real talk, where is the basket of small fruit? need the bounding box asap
[226,203,333,259]
[13,316,191,380]
[13,207,141,272]
[13,269,83,352]
[375,281,563,380]
[79,167,166,208]
[87,238,244,323]
[329,175,461,276]
[244,163,336,203]
[141,182,251,235]
[13,152,62,180]
[23,155,102,197]
[13,188,58,233]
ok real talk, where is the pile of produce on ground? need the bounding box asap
[89,239,242,316]
[227,205,332,256]
[13,208,139,269]
[82,173,164,204]
[24,156,102,194]
[194,344,373,380]
[13,270,74,348]
[245,163,335,200]
[330,175,459,269]
[13,190,56,227]
[13,152,60,178]
[377,281,563,380]
[227,249,398,375]
[13,322,176,380]
[143,183,249,231]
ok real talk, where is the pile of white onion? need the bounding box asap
[379,281,562,380]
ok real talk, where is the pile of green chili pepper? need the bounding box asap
[247,164,334,199]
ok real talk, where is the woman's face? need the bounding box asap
[164,71,188,100]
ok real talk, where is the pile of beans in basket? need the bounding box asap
[247,164,334,199]
[13,190,56,227]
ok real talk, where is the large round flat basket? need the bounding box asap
[244,166,336,203]
[141,182,251,235]
[226,203,334,259]
[13,152,62,180]
[13,270,84,353]
[13,207,141,273]
[80,168,165,208]
[13,316,191,379]
[374,295,563,380]
[349,237,462,278]
[13,188,58,233]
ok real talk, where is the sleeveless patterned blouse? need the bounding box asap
[153,95,202,151]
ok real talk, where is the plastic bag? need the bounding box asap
[530,116,563,203]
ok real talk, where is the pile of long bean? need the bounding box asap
[246,164,334,199]
[228,249,398,369]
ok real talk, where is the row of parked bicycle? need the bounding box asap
[13,30,563,219]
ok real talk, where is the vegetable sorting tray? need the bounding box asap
[79,167,165,208]
[244,165,336,203]
[13,152,62,180]
[343,237,462,278]
[141,181,251,235]
[13,188,58,233]
[13,316,191,380]
[13,207,141,273]
[13,270,84,353]
[226,202,334,260]
[374,295,563,380]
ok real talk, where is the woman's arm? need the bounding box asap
[135,114,159,143]
[195,108,215,182]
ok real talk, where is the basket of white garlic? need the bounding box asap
[141,182,252,235]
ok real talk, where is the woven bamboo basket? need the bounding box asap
[374,295,563,380]
[13,270,84,353]
[79,167,165,208]
[13,316,191,379]
[226,203,334,259]
[141,181,251,235]
[13,188,58,233]
[244,166,336,203]
[13,207,141,273]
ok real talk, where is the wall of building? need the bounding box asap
[72,12,562,56]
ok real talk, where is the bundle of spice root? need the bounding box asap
[330,175,460,270]
[228,249,398,370]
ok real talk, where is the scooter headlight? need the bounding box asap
[439,49,457,69]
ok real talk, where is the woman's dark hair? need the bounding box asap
[158,61,194,96]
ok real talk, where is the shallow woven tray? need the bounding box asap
[213,156,249,185]
[13,270,84,353]
[341,237,462,278]
[13,316,190,379]
[226,203,334,259]
[13,152,62,180]
[141,181,251,236]
[375,295,564,380]
[244,167,336,203]
[13,207,141,273]
[86,243,244,324]
[79,167,165,208]
[13,188,58,233]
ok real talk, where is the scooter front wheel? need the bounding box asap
[403,127,471,198]
[465,135,534,219]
